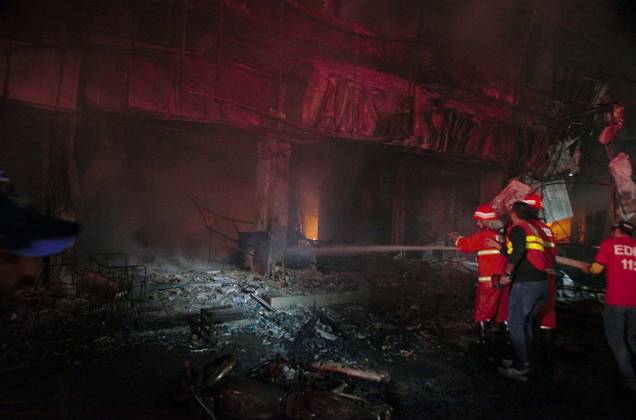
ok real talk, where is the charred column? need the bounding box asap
[391,159,407,245]
[255,135,291,276]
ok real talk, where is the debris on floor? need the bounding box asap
[1,255,633,419]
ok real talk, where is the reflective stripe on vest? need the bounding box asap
[507,222,549,271]
[477,249,500,256]
[526,235,545,251]
[508,235,545,253]
[543,241,556,248]
[478,276,493,282]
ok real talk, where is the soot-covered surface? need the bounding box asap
[0,262,633,419]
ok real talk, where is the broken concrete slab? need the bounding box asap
[264,290,373,309]
[249,293,276,311]
[263,287,407,309]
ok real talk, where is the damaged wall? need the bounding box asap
[1,102,499,263]
[0,106,257,264]
[400,156,484,245]
[289,143,393,246]
[0,105,50,209]
[289,143,499,247]
[1,0,634,264]
[74,116,257,263]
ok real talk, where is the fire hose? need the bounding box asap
[286,245,589,271]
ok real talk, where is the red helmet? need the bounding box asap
[523,193,543,210]
[473,204,498,221]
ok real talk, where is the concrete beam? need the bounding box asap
[264,290,372,309]
[263,286,415,309]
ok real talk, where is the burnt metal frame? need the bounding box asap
[88,253,147,300]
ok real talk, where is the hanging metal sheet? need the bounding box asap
[539,181,574,223]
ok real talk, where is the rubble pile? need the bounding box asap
[0,257,483,418]
[3,255,630,418]
[177,353,395,419]
[160,258,480,418]
[1,258,476,368]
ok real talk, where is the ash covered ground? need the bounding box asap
[0,256,632,419]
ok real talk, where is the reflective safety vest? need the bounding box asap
[531,219,557,273]
[506,221,550,271]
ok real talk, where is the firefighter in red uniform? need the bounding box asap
[523,194,558,351]
[452,204,508,344]
[585,221,636,392]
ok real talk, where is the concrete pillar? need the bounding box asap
[391,160,407,245]
[255,135,291,276]
[41,113,81,221]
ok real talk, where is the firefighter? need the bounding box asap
[584,221,636,392]
[523,194,558,354]
[498,201,549,380]
[451,204,508,344]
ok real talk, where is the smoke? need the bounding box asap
[73,115,257,264]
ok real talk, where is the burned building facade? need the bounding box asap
[2,0,636,418]
[4,0,624,265]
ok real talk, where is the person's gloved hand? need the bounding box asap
[448,232,460,244]
[580,263,591,274]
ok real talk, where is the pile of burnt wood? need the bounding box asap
[176,354,393,420]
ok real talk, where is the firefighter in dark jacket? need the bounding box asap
[497,201,549,380]
[523,194,558,358]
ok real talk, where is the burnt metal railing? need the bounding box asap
[88,253,147,300]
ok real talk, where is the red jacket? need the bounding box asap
[531,220,557,269]
[456,229,506,276]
